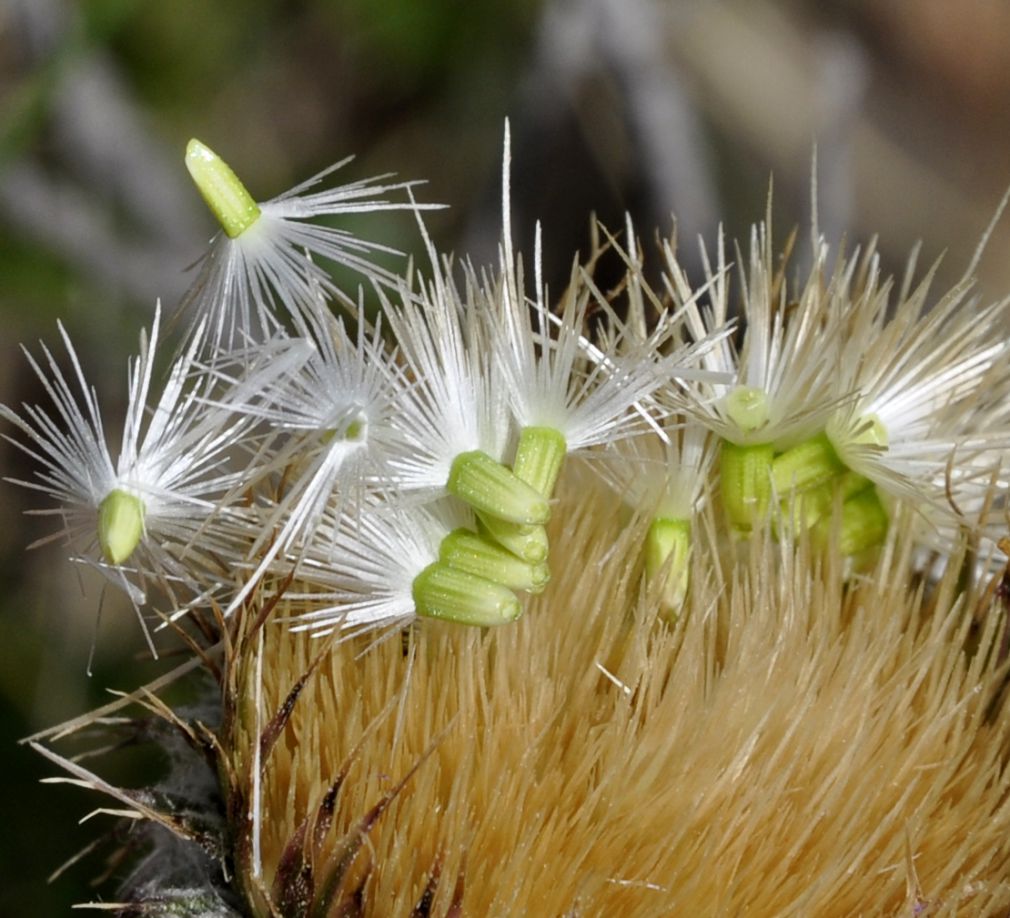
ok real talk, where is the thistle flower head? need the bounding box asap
[377,266,513,497]
[490,226,723,457]
[671,222,845,448]
[229,312,399,515]
[825,263,1010,511]
[203,308,412,615]
[183,138,435,352]
[1,305,250,624]
[18,131,1010,917]
[603,421,716,522]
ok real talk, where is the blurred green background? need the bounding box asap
[4,0,1010,912]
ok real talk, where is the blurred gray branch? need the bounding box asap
[2,0,205,310]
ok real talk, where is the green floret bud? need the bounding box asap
[513,426,567,498]
[725,386,770,433]
[645,517,691,616]
[439,528,550,593]
[412,562,523,626]
[778,470,873,534]
[447,450,550,525]
[814,486,889,556]
[771,432,846,495]
[476,513,549,564]
[185,138,261,239]
[720,441,775,531]
[98,489,146,565]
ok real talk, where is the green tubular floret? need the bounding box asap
[778,470,873,533]
[447,451,550,525]
[476,513,550,565]
[98,489,146,565]
[720,441,775,531]
[645,517,692,616]
[513,426,567,498]
[645,518,691,579]
[725,386,770,433]
[185,139,261,239]
[814,486,889,556]
[412,562,523,626]
[771,432,846,496]
[439,528,550,593]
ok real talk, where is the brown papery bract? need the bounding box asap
[231,467,1010,917]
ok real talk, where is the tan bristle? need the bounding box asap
[228,470,1010,916]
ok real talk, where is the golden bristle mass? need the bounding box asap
[229,470,1010,917]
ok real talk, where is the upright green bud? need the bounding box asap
[645,517,691,617]
[98,489,146,565]
[447,451,550,525]
[439,528,550,593]
[185,139,261,239]
[720,441,775,531]
[725,386,770,433]
[412,562,523,626]
[513,426,567,498]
